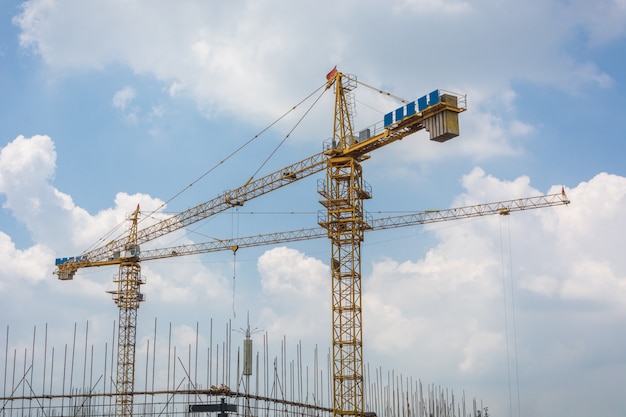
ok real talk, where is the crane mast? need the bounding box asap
[319,73,368,417]
[110,205,144,417]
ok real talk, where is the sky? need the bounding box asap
[1,1,626,416]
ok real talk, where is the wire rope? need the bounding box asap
[152,81,328,216]
[231,207,240,319]
[355,79,409,104]
[500,215,522,417]
[82,81,328,254]
[243,84,329,186]
[505,216,522,417]
[499,216,514,417]
[82,218,130,254]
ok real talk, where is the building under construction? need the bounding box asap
[1,319,489,417]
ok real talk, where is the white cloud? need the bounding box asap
[565,0,626,45]
[256,247,330,340]
[0,134,168,274]
[12,0,620,148]
[112,85,139,123]
[0,134,55,190]
[459,327,503,374]
[0,231,52,285]
[258,246,327,296]
[141,257,232,307]
[112,86,136,110]
[395,0,470,14]
[354,167,625,413]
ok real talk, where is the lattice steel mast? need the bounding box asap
[110,205,144,417]
[318,72,368,417]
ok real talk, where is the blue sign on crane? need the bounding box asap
[383,89,441,127]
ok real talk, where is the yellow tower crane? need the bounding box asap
[54,69,568,417]
[113,204,142,417]
[319,71,465,417]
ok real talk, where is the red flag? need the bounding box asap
[326,66,337,80]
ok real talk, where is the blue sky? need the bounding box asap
[1,1,626,416]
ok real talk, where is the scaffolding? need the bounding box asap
[1,319,487,417]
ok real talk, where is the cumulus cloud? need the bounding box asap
[0,134,167,279]
[0,231,52,285]
[259,246,327,296]
[11,0,621,152]
[241,166,626,408]
[565,0,626,45]
[358,167,626,413]
[112,86,136,110]
[112,86,139,123]
[0,133,242,354]
[0,134,56,191]
[257,247,329,339]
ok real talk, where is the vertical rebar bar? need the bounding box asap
[69,323,76,400]
[144,339,149,415]
[83,322,89,397]
[3,325,8,403]
[195,321,199,389]
[209,318,213,389]
[61,345,67,417]
[42,325,47,402]
[48,346,55,414]
[151,318,157,414]
[110,321,116,413]
[167,322,171,395]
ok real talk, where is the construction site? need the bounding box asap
[2,318,494,417]
[1,70,570,417]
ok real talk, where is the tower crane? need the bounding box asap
[53,69,567,417]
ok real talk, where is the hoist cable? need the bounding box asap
[243,84,329,185]
[505,217,522,417]
[142,81,328,228]
[84,82,328,251]
[500,215,522,417]
[231,208,240,319]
